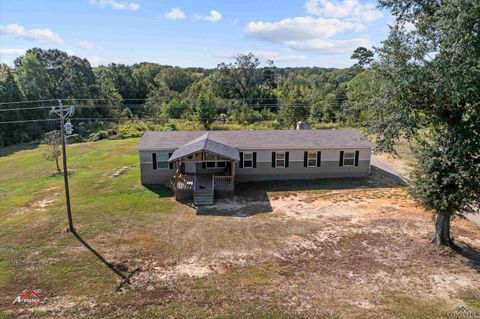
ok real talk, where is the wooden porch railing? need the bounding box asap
[175,174,194,190]
[213,175,234,190]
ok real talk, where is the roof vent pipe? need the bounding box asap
[296,121,311,130]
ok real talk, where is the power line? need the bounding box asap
[0,103,343,113]
[0,118,58,124]
[0,99,59,106]
[0,97,288,106]
[0,115,341,125]
[0,98,147,106]
[0,96,337,108]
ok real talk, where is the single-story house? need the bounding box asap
[137,129,371,205]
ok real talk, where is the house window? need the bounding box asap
[205,153,216,168]
[307,151,317,167]
[217,161,226,168]
[156,152,169,169]
[243,152,253,168]
[276,152,285,168]
[343,151,355,166]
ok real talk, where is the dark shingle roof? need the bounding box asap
[137,129,371,151]
[168,133,240,162]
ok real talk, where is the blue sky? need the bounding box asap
[0,0,393,68]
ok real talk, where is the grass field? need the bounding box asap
[0,138,479,318]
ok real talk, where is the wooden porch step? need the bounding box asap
[194,189,214,206]
[195,189,213,193]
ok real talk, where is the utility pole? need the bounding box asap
[51,100,75,232]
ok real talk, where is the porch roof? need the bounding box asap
[168,133,240,162]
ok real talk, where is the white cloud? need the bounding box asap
[305,0,383,22]
[212,50,306,63]
[86,56,122,66]
[245,16,371,54]
[0,48,27,57]
[245,16,363,42]
[197,10,222,22]
[87,56,103,66]
[0,23,63,44]
[0,48,26,66]
[89,0,140,11]
[285,38,371,53]
[77,40,96,50]
[164,8,186,20]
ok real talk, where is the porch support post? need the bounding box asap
[231,160,235,190]
[173,160,178,192]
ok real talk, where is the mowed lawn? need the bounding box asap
[1,138,479,318]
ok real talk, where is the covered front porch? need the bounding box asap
[168,133,239,205]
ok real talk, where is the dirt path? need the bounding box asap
[372,155,480,227]
[371,156,408,182]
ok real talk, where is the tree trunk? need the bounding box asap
[55,157,61,173]
[433,214,452,246]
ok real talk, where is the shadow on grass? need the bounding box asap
[144,184,174,198]
[197,169,402,217]
[196,191,272,217]
[47,170,75,179]
[452,243,480,273]
[71,229,139,291]
[236,168,404,200]
[0,142,40,157]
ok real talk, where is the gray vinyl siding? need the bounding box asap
[235,160,370,182]
[139,150,174,185]
[235,148,370,182]
[139,148,371,185]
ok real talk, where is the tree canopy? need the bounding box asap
[0,49,360,146]
[350,0,480,245]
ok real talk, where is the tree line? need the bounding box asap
[0,49,364,146]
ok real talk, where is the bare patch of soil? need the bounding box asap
[14,190,60,215]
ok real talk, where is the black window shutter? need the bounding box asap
[168,153,173,169]
[355,151,359,166]
[272,152,276,168]
[285,152,289,168]
[152,153,157,170]
[339,151,344,167]
[253,152,257,168]
[239,152,244,168]
[317,151,321,167]
[202,162,206,169]
[304,151,308,167]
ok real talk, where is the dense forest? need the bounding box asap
[0,48,368,146]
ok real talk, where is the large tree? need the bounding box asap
[280,85,309,128]
[215,53,261,100]
[0,64,26,146]
[15,48,97,100]
[351,47,374,70]
[195,93,217,129]
[359,0,480,245]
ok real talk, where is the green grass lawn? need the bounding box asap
[0,138,176,315]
